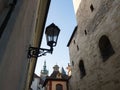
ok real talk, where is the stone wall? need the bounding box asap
[68,0,120,90]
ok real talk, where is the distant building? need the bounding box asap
[67,0,120,90]
[39,61,49,90]
[43,65,69,90]
[31,61,49,90]
[66,63,72,76]
[31,74,40,90]
[40,61,49,81]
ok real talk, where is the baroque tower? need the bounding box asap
[40,61,49,80]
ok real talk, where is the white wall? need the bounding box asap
[31,78,40,90]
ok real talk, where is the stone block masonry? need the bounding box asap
[68,0,120,90]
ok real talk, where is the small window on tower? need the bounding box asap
[73,40,76,44]
[77,45,79,51]
[72,61,74,66]
[90,4,94,12]
[84,30,87,35]
[79,60,86,79]
[99,35,115,61]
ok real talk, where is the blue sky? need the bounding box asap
[35,0,77,76]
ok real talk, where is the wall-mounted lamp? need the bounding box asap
[28,23,60,58]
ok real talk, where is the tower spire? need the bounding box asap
[40,60,49,78]
[43,60,46,70]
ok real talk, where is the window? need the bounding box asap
[79,60,86,78]
[84,30,87,35]
[72,61,74,66]
[99,35,115,61]
[73,40,76,44]
[90,4,94,12]
[77,45,79,51]
[56,84,63,90]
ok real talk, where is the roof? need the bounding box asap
[67,26,78,47]
[61,67,66,75]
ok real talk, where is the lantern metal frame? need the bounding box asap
[27,23,60,58]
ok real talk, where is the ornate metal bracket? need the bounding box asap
[27,47,53,58]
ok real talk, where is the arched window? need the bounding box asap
[99,35,115,61]
[90,4,94,12]
[56,84,63,90]
[72,61,74,66]
[79,60,86,78]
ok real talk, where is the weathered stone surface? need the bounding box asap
[68,0,120,90]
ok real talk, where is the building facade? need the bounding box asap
[43,65,69,90]
[66,64,72,76]
[67,0,120,90]
[0,0,50,90]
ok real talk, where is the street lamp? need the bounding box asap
[28,23,60,58]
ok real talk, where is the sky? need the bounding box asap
[35,0,77,76]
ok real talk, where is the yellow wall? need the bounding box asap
[46,80,67,90]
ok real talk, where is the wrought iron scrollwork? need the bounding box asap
[27,47,53,58]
